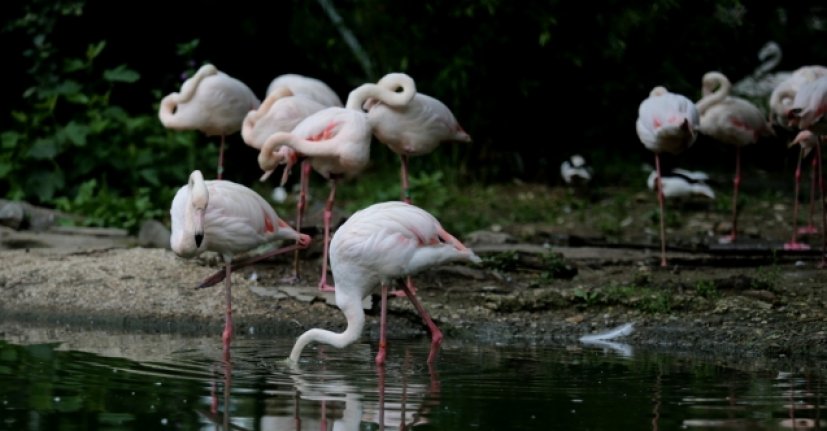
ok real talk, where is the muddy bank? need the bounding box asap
[1,231,826,373]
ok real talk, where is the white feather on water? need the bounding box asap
[579,322,635,342]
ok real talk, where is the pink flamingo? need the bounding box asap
[266,73,343,108]
[696,71,774,243]
[347,73,472,203]
[785,130,820,250]
[242,86,335,283]
[788,76,827,265]
[258,107,372,292]
[159,64,260,180]
[170,170,311,355]
[636,86,700,267]
[287,201,481,365]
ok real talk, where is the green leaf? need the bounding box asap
[63,57,86,73]
[86,41,106,60]
[54,80,82,96]
[103,65,140,83]
[26,137,59,159]
[0,161,12,178]
[26,169,65,203]
[65,92,90,105]
[62,121,88,147]
[1,131,19,149]
[11,111,27,124]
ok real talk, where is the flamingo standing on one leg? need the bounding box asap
[170,170,311,355]
[636,86,700,267]
[159,64,260,180]
[258,107,372,292]
[696,71,774,243]
[785,130,820,250]
[347,72,472,203]
[788,76,827,265]
[242,86,333,283]
[287,201,482,365]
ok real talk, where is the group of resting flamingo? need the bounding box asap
[637,63,827,268]
[160,64,477,365]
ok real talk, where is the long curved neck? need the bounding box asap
[697,72,730,115]
[242,86,294,142]
[755,43,781,76]
[288,302,365,362]
[258,132,301,172]
[178,64,219,104]
[346,73,417,110]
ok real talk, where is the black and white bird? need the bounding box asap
[646,168,715,200]
[560,154,592,185]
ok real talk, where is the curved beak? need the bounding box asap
[193,208,205,248]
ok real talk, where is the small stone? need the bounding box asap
[0,202,24,230]
[138,220,171,249]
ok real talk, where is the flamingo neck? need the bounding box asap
[288,302,365,362]
[697,72,730,115]
[177,64,219,104]
[345,73,417,110]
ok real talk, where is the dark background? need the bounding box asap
[3,0,827,190]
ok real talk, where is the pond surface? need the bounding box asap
[0,327,823,431]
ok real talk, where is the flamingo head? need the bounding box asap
[187,170,209,248]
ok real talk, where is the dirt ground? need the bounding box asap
[1,179,826,371]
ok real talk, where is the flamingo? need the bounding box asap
[287,201,482,365]
[636,86,700,267]
[170,170,311,355]
[732,41,791,105]
[785,130,820,250]
[159,64,260,180]
[788,76,827,264]
[696,71,774,243]
[768,65,827,129]
[266,73,343,107]
[242,86,336,283]
[258,107,372,292]
[346,72,472,203]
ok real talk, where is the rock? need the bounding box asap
[465,230,516,245]
[138,220,171,249]
[0,202,24,230]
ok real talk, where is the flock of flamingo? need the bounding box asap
[636,48,827,268]
[160,65,477,365]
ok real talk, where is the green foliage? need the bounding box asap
[694,279,719,299]
[482,250,520,272]
[2,3,210,234]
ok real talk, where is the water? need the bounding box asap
[0,326,824,430]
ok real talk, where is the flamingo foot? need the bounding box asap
[783,241,811,251]
[718,234,736,245]
[318,283,335,292]
[279,273,302,285]
[798,225,818,235]
[392,287,415,298]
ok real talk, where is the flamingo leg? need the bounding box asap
[375,282,389,365]
[197,243,306,289]
[785,149,810,250]
[398,279,442,364]
[284,159,312,283]
[318,180,337,292]
[801,155,819,235]
[401,154,412,204]
[817,137,827,268]
[222,257,233,356]
[721,147,741,243]
[654,153,668,267]
[217,134,226,180]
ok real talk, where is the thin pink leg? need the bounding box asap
[817,138,827,268]
[217,134,226,180]
[801,155,819,235]
[318,180,337,291]
[376,360,386,429]
[222,259,233,356]
[401,154,412,204]
[399,280,442,364]
[285,160,312,283]
[721,147,741,243]
[785,149,810,250]
[375,282,388,365]
[654,154,667,267]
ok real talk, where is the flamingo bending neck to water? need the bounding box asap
[287,201,481,365]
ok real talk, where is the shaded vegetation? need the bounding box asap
[2,0,827,233]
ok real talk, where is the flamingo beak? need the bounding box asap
[193,208,205,248]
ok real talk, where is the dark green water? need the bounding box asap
[0,327,823,430]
